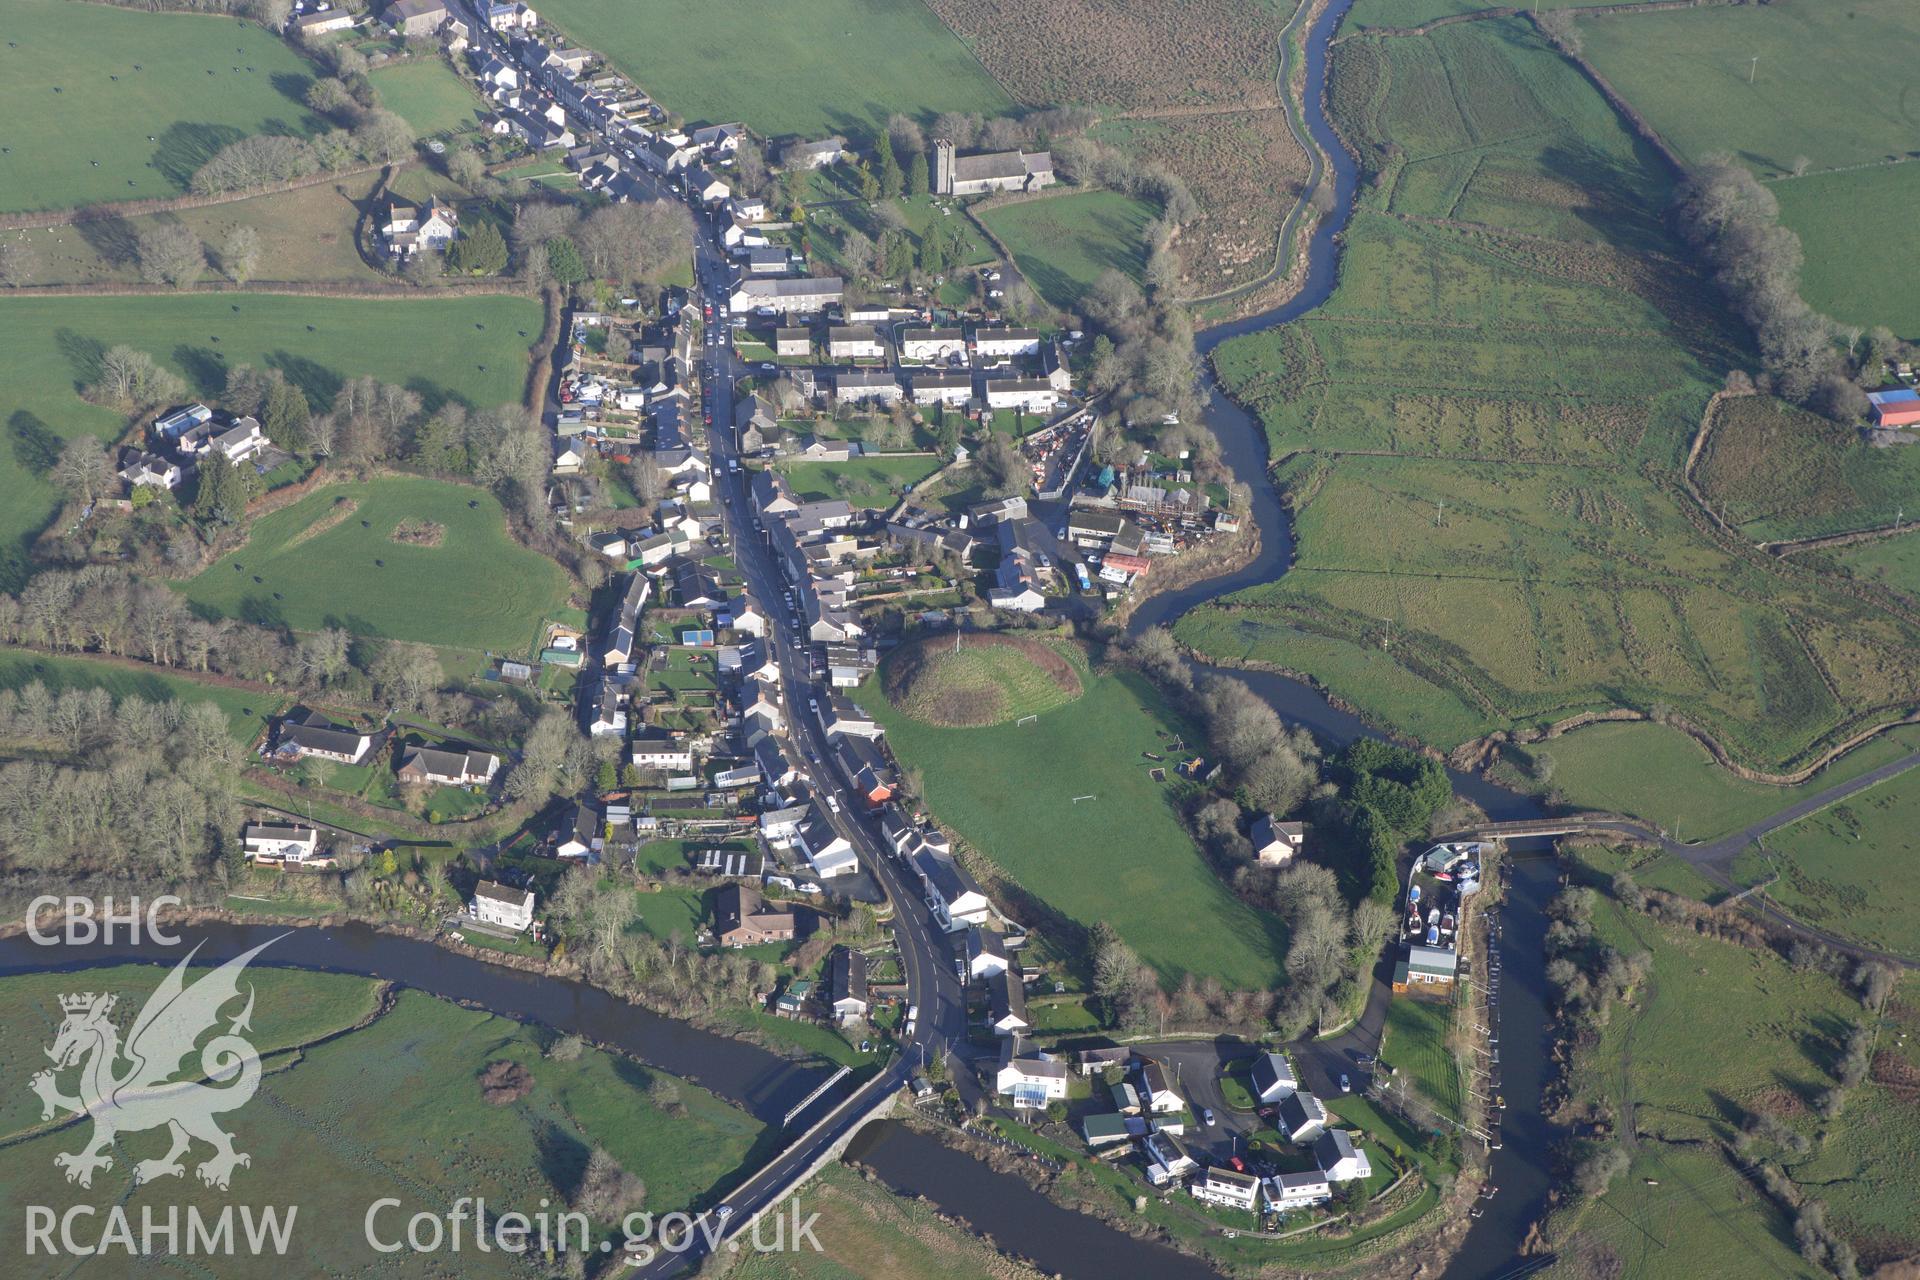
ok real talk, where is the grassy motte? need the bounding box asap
[869,645,1286,987]
[535,0,1012,138]
[882,632,1084,728]
[0,0,322,213]
[182,477,572,653]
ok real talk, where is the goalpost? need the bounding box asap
[1016,714,1039,727]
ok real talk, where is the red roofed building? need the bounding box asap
[1868,389,1920,427]
[1103,552,1151,576]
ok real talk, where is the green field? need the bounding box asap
[1381,997,1461,1120]
[778,455,941,508]
[1759,770,1920,958]
[368,56,485,137]
[0,292,539,592]
[1541,720,1920,845]
[1775,164,1920,337]
[1186,18,1920,775]
[0,0,324,213]
[1693,395,1920,542]
[1580,0,1919,172]
[1834,532,1920,605]
[979,190,1159,309]
[868,648,1287,988]
[1542,869,1915,1277]
[0,973,764,1277]
[535,0,1013,139]
[0,648,286,743]
[629,839,718,942]
[183,477,572,653]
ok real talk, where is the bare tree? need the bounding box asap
[220,224,261,284]
[54,438,114,506]
[137,223,206,288]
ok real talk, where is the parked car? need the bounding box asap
[1201,1107,1215,1127]
[1339,1074,1352,1093]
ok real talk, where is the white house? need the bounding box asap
[910,373,972,407]
[692,122,745,153]
[798,811,857,878]
[1144,1131,1197,1180]
[731,196,767,222]
[986,968,1028,1036]
[1264,1171,1332,1213]
[382,197,459,257]
[1252,814,1306,865]
[742,683,784,737]
[478,56,520,90]
[1137,1059,1184,1115]
[972,327,1043,359]
[1314,1130,1373,1183]
[728,595,767,637]
[966,927,1010,979]
[832,370,901,406]
[688,167,730,204]
[1277,1091,1329,1144]
[242,823,319,863]
[630,727,694,771]
[1191,1167,1261,1213]
[995,1042,1068,1110]
[484,1,536,31]
[789,136,846,169]
[731,276,844,317]
[118,450,181,491]
[984,378,1058,414]
[471,879,536,932]
[1250,1051,1298,1103]
[829,946,868,1023]
[898,327,966,364]
[910,843,993,930]
[555,802,600,859]
[827,325,883,361]
[214,417,270,463]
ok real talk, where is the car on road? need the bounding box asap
[761,362,777,372]
[1356,1053,1377,1066]
[714,1205,732,1222]
[1201,1107,1215,1127]
[1339,1074,1352,1093]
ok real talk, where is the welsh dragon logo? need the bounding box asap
[31,938,281,1190]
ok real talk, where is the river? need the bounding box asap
[0,0,1564,1271]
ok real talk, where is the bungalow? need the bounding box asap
[795,436,859,462]
[1868,388,1920,428]
[1264,1170,1332,1213]
[910,372,973,407]
[1394,943,1459,994]
[827,325,883,361]
[555,801,601,859]
[1252,814,1306,865]
[972,326,1043,360]
[789,136,846,169]
[1250,1051,1298,1103]
[966,927,1009,979]
[730,276,844,317]
[242,823,320,863]
[382,197,459,257]
[983,378,1058,414]
[828,946,869,1023]
[1075,1045,1131,1076]
[797,811,857,878]
[1314,1129,1373,1183]
[384,0,448,38]
[396,745,499,787]
[996,1041,1068,1109]
[470,880,536,932]
[1111,1080,1142,1115]
[1080,1112,1132,1148]
[899,327,966,364]
[117,449,181,491]
[1191,1167,1261,1213]
[715,883,796,948]
[1143,1131,1197,1181]
[773,327,811,359]
[986,968,1028,1036]
[630,726,694,771]
[1137,1059,1184,1115]
[273,709,372,765]
[1277,1090,1329,1144]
